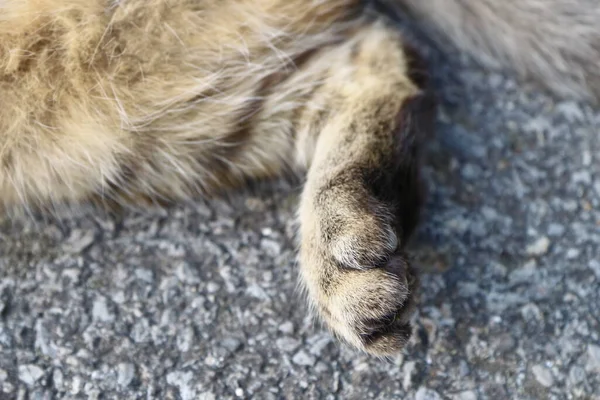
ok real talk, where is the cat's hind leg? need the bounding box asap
[293,20,434,356]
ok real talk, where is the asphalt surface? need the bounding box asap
[1,20,600,400]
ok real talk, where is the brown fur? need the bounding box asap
[1,0,597,356]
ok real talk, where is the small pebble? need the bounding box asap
[532,364,554,387]
[526,237,550,256]
[117,363,135,387]
[18,365,45,386]
[586,344,600,372]
[278,321,294,334]
[292,350,316,367]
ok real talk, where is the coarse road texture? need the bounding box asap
[1,18,599,400]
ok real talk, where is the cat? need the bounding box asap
[1,0,598,356]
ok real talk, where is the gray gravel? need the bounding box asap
[1,22,600,400]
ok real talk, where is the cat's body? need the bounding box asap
[1,0,598,355]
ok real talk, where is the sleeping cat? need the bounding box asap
[1,0,598,356]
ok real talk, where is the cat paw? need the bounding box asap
[299,180,421,356]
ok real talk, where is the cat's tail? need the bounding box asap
[383,0,600,102]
